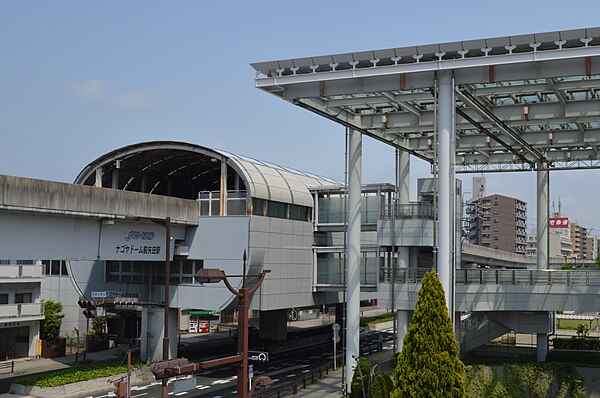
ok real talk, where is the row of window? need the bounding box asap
[0,293,32,304]
[0,260,68,276]
[105,260,204,284]
[252,198,310,222]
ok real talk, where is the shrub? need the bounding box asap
[350,356,371,398]
[40,300,64,342]
[553,337,600,350]
[18,359,143,387]
[372,372,393,398]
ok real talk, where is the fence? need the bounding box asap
[253,340,384,397]
[0,361,14,374]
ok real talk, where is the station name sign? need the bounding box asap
[98,221,171,261]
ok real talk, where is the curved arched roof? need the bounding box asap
[76,141,340,207]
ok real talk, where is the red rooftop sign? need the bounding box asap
[549,217,570,228]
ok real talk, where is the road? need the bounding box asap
[91,332,394,398]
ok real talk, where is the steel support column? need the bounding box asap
[345,128,362,394]
[220,159,228,216]
[537,165,549,270]
[437,70,454,318]
[396,150,410,350]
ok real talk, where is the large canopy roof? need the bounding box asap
[252,27,600,173]
[75,141,338,207]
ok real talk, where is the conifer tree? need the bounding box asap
[350,356,371,398]
[391,269,465,397]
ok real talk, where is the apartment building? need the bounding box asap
[0,261,45,358]
[467,194,527,254]
[570,223,588,259]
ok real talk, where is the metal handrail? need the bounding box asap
[382,268,600,286]
[380,203,434,219]
[253,340,384,397]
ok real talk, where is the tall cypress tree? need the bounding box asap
[391,269,465,397]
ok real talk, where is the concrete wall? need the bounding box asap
[377,219,434,247]
[0,174,199,225]
[249,216,314,311]
[41,275,87,336]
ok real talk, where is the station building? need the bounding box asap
[50,140,441,361]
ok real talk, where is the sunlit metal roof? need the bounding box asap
[75,141,338,206]
[252,27,600,173]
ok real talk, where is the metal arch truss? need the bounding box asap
[252,27,600,173]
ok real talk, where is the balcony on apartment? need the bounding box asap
[0,302,44,323]
[0,265,44,283]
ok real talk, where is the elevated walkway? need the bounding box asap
[0,174,199,225]
[380,268,600,312]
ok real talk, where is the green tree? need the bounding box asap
[372,372,394,398]
[40,300,64,342]
[350,356,371,398]
[391,270,465,397]
[593,255,600,270]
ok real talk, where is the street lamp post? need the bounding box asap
[162,217,171,398]
[195,251,269,398]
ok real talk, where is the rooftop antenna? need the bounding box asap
[558,197,562,215]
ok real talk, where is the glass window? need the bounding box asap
[267,201,287,219]
[290,205,308,221]
[0,294,8,304]
[41,260,51,275]
[182,261,193,275]
[253,198,265,216]
[61,261,68,276]
[15,293,32,304]
[51,261,61,275]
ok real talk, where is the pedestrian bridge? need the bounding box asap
[380,268,600,313]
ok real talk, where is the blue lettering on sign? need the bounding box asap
[124,231,156,242]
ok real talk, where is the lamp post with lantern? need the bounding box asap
[194,251,270,398]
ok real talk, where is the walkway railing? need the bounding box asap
[380,203,434,219]
[383,268,600,286]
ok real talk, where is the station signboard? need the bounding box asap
[98,221,171,261]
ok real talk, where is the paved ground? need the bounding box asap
[1,308,598,398]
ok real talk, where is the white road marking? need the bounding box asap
[174,392,188,396]
[196,385,210,390]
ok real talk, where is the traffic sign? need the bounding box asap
[248,364,254,378]
[248,350,269,362]
[333,335,341,343]
[332,323,341,332]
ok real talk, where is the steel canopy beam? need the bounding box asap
[456,87,549,165]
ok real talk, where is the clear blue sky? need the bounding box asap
[2,1,600,233]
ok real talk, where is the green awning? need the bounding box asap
[189,310,221,316]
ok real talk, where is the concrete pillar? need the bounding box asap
[28,322,40,357]
[141,307,178,362]
[437,70,455,318]
[220,160,228,216]
[396,150,410,205]
[140,175,147,193]
[259,309,287,341]
[396,310,412,352]
[537,165,549,270]
[536,333,548,362]
[111,160,120,189]
[345,128,362,394]
[397,150,410,270]
[95,167,103,188]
